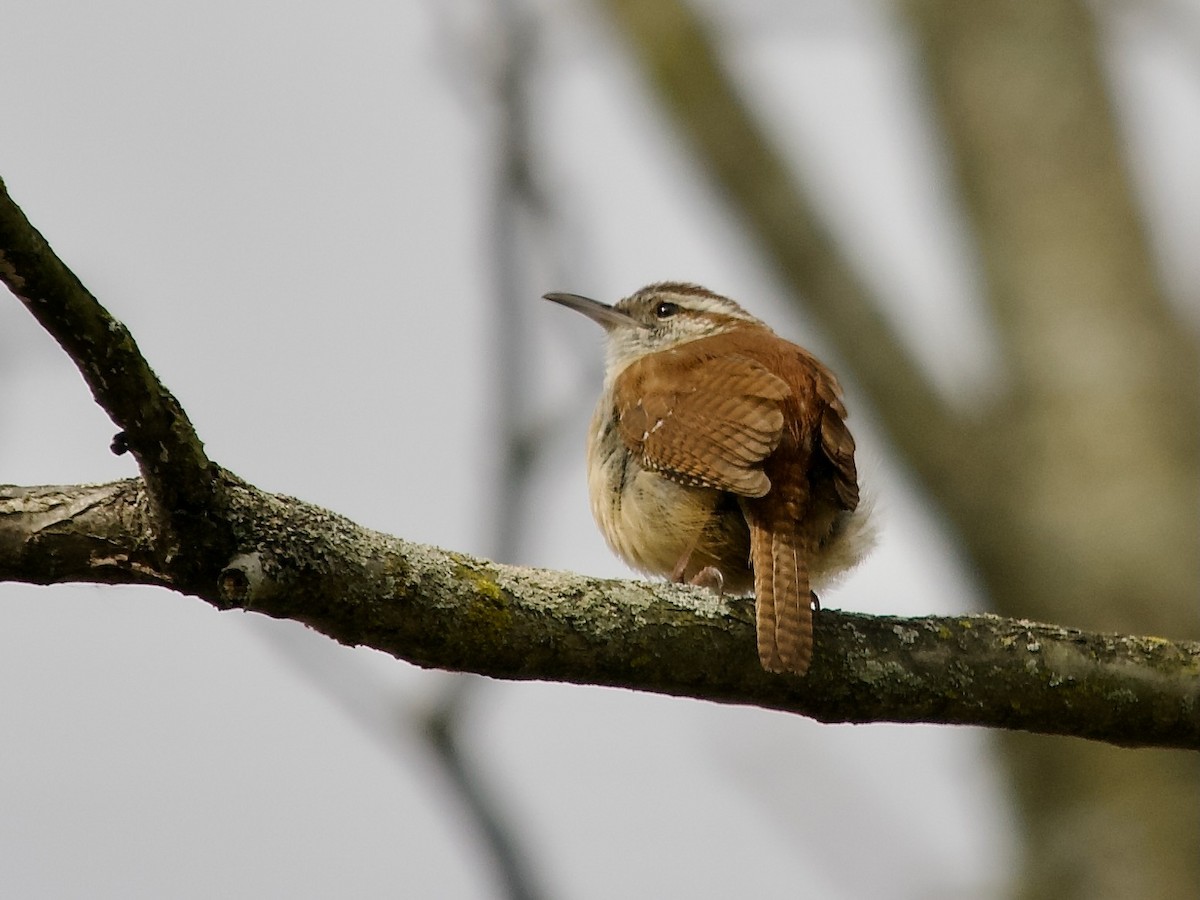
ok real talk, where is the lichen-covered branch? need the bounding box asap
[2,163,1197,757]
[3,479,1197,749]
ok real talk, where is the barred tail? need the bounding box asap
[749,519,813,675]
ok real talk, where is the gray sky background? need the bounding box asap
[3,1,1197,897]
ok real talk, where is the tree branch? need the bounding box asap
[2,479,1197,749]
[3,171,1197,754]
[0,177,230,585]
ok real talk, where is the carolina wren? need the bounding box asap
[544,282,869,675]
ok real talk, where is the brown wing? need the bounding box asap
[614,352,790,498]
[812,365,859,511]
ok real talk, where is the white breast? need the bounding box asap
[585,401,723,579]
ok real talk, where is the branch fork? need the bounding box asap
[2,176,1198,750]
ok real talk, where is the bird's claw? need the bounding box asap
[689,566,725,594]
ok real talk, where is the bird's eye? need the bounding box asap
[654,301,679,319]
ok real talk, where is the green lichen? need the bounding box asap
[456,563,506,604]
[453,563,516,648]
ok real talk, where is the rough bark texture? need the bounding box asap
[599,1,1200,896]
[3,478,1198,747]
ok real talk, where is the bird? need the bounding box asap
[544,282,871,675]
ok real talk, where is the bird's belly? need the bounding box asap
[587,412,753,590]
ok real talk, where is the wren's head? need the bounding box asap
[543,282,767,379]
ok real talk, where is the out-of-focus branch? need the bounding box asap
[423,676,542,900]
[486,0,547,565]
[3,478,1199,749]
[902,5,1200,896]
[421,3,555,897]
[902,0,1200,631]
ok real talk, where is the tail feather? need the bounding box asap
[749,520,813,675]
[752,521,780,671]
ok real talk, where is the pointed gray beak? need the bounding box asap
[542,292,640,330]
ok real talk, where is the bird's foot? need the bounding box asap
[688,566,725,594]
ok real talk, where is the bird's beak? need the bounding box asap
[542,292,640,330]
